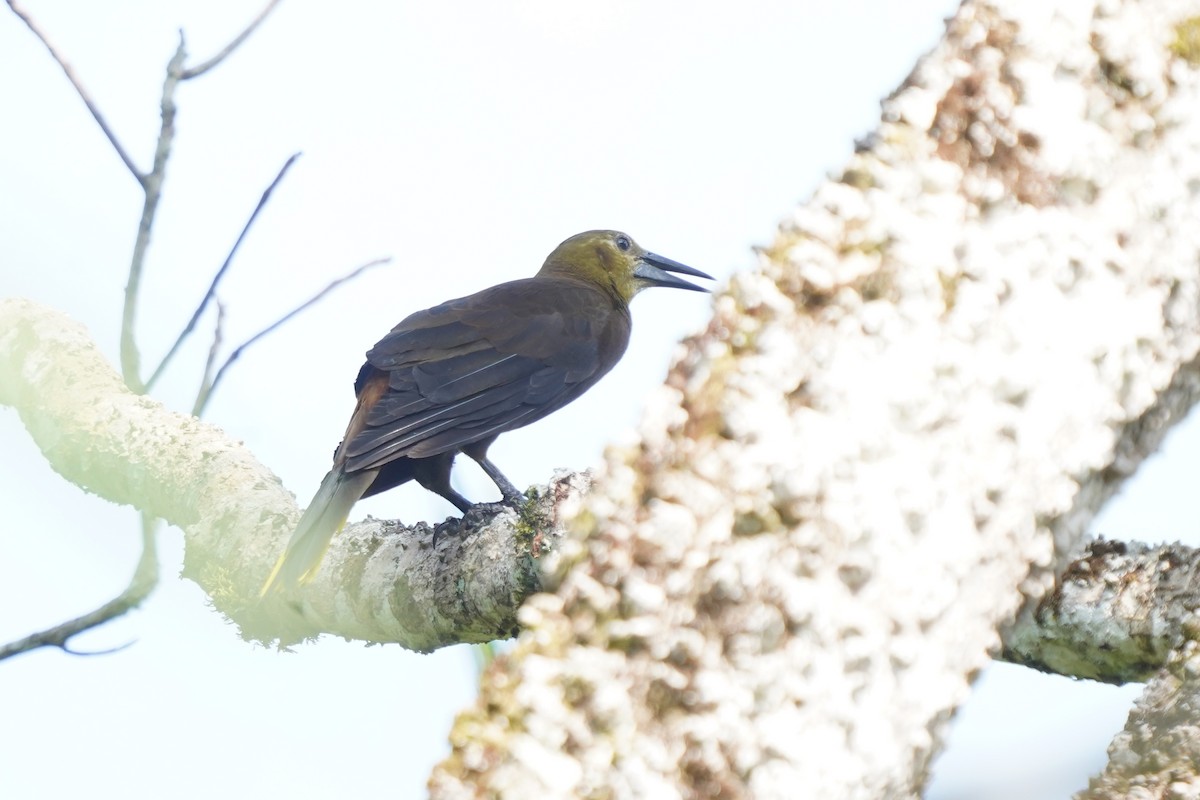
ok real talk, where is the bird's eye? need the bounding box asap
[615,235,631,252]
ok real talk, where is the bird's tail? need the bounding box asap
[260,467,376,596]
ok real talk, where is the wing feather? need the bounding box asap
[342,276,631,474]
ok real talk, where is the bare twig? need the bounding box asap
[146,153,301,392]
[5,0,311,661]
[192,257,390,417]
[181,0,284,80]
[5,0,143,182]
[61,640,137,657]
[5,1,358,654]
[0,514,159,662]
[192,301,227,416]
[120,37,188,393]
[9,2,288,395]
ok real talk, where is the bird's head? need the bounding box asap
[538,230,712,305]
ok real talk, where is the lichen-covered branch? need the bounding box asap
[431,0,1200,797]
[0,297,574,648]
[1078,661,1200,799]
[1003,539,1200,684]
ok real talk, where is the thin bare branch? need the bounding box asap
[192,301,226,417]
[0,515,159,662]
[146,152,301,392]
[120,36,188,393]
[181,0,284,80]
[192,257,390,417]
[5,0,143,182]
[61,640,137,657]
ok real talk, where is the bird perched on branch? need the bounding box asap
[261,230,711,595]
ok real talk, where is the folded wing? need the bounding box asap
[341,277,630,473]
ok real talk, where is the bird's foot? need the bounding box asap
[431,517,460,549]
[432,502,518,548]
[464,500,517,520]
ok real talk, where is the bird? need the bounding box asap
[260,230,712,595]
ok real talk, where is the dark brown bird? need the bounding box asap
[261,230,711,594]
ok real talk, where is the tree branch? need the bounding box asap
[180,0,284,80]
[1001,538,1200,684]
[0,297,574,648]
[5,1,302,655]
[191,256,389,416]
[1078,663,1200,799]
[193,299,226,415]
[146,152,301,392]
[0,514,159,661]
[430,0,1200,795]
[119,37,187,393]
[7,1,291,394]
[5,0,143,182]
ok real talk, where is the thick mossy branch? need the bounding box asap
[0,297,584,648]
[432,0,1200,796]
[1002,539,1200,684]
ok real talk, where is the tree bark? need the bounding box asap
[426,0,1200,796]
[1079,665,1200,799]
[1002,539,1200,684]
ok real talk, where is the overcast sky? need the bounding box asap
[3,2,1191,797]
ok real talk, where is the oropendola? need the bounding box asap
[261,230,711,594]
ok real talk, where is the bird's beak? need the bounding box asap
[634,252,714,292]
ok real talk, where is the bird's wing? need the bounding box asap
[340,278,629,472]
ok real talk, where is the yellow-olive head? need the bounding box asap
[538,230,712,305]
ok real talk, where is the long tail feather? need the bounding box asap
[260,467,376,596]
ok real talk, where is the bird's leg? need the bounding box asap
[427,483,473,514]
[412,453,473,513]
[472,455,524,506]
[459,440,523,506]
[412,454,473,550]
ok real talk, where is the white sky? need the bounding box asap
[2,1,1190,797]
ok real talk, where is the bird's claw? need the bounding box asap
[433,500,522,548]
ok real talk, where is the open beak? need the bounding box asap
[633,251,714,292]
